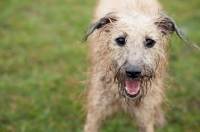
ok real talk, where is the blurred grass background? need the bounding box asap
[0,0,199,132]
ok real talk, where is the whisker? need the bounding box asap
[114,62,156,102]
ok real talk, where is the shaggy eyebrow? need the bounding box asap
[123,32,128,37]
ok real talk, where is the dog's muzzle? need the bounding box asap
[124,66,141,98]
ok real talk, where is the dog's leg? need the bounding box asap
[133,104,156,132]
[84,84,120,132]
[128,94,163,132]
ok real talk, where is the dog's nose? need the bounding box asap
[125,66,141,78]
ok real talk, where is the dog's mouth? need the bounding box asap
[124,79,141,98]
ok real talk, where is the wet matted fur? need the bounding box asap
[82,0,198,132]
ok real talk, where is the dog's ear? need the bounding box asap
[155,13,200,50]
[155,14,176,35]
[82,12,118,42]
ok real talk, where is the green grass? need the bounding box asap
[0,0,199,131]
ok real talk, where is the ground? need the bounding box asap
[0,0,200,132]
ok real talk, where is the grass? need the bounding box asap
[0,0,199,131]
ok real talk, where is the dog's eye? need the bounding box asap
[115,37,126,46]
[145,38,156,48]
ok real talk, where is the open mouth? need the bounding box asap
[125,79,141,98]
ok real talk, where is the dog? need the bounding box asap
[82,0,198,131]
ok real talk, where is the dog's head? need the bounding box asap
[83,12,197,100]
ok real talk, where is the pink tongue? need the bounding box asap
[125,80,140,95]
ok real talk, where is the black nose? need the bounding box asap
[125,66,141,78]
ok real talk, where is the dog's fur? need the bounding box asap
[82,0,195,132]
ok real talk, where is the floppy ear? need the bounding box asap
[155,13,200,49]
[82,12,118,42]
[155,13,176,35]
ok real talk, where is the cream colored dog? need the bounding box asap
[82,0,195,132]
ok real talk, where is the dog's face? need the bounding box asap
[83,12,187,100]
